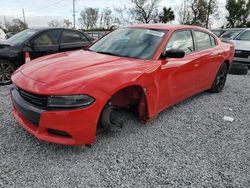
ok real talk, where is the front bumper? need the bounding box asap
[234,57,250,65]
[11,88,102,145]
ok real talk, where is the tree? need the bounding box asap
[7,19,28,32]
[79,8,99,30]
[189,0,209,27]
[113,6,134,26]
[48,20,61,27]
[101,8,113,29]
[130,0,160,23]
[176,2,192,24]
[205,0,219,28]
[176,0,218,28]
[63,19,72,28]
[159,7,175,23]
[226,0,250,28]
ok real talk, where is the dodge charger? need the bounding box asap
[11,24,234,145]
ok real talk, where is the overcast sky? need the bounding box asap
[0,0,227,28]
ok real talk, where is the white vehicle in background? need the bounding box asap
[0,28,6,41]
[231,29,250,67]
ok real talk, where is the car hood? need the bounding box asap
[0,41,12,49]
[16,50,146,93]
[231,40,250,51]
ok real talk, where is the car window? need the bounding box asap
[89,28,166,60]
[194,31,212,51]
[7,29,38,46]
[166,30,194,54]
[33,30,61,46]
[220,30,241,39]
[61,30,88,43]
[235,31,250,41]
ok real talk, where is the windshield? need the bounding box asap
[220,30,242,39]
[235,30,250,41]
[7,29,38,45]
[89,28,166,60]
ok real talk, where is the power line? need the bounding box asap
[27,0,66,14]
[27,3,69,17]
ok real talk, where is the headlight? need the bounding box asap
[47,95,95,108]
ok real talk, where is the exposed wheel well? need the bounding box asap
[108,85,148,122]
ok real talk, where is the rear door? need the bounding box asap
[192,30,222,90]
[27,29,62,60]
[59,30,91,52]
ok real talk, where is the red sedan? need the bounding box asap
[11,24,234,145]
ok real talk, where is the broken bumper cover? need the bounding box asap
[11,88,102,145]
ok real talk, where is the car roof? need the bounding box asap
[28,27,83,32]
[126,24,207,31]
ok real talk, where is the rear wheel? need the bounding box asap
[210,62,228,93]
[0,60,15,85]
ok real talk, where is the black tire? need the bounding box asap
[0,60,15,85]
[100,102,123,133]
[229,64,248,75]
[210,62,229,93]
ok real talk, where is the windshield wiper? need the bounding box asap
[95,51,119,56]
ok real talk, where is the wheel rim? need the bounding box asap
[101,104,123,132]
[215,65,227,90]
[0,63,14,84]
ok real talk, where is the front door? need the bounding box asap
[24,29,62,60]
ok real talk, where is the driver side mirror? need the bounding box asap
[163,48,185,59]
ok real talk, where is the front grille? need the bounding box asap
[11,88,44,127]
[234,50,250,58]
[19,89,47,108]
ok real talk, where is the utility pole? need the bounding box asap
[22,8,26,25]
[72,0,76,29]
[4,16,7,29]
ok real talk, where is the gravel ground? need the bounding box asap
[0,74,249,188]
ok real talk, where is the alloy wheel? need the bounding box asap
[215,64,228,91]
[0,62,15,84]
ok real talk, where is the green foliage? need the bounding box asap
[159,7,175,23]
[226,0,250,28]
[247,21,250,27]
[179,0,218,28]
